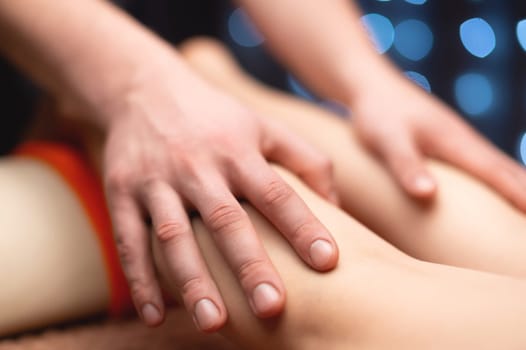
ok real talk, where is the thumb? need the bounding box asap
[375,133,437,199]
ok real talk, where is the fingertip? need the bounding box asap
[407,174,437,199]
[141,303,164,327]
[193,298,227,333]
[309,239,338,271]
[250,282,286,318]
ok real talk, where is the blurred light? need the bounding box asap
[516,20,526,51]
[518,132,526,165]
[361,13,395,54]
[287,74,316,101]
[454,73,493,116]
[319,100,350,117]
[405,0,427,4]
[228,8,264,47]
[394,19,434,61]
[459,18,496,58]
[404,71,431,92]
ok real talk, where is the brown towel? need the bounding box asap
[0,309,240,350]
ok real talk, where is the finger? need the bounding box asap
[108,194,165,327]
[141,181,227,332]
[187,178,285,318]
[431,123,526,212]
[262,119,339,205]
[376,132,437,199]
[237,157,338,272]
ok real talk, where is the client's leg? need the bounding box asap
[179,38,526,279]
[2,144,525,349]
[155,167,526,350]
[0,146,238,350]
[0,153,108,335]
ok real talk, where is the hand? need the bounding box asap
[101,59,339,332]
[350,70,526,210]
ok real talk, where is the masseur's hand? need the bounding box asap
[0,0,337,332]
[102,59,339,332]
[350,69,526,210]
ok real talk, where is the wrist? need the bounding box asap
[29,0,187,130]
[344,52,403,107]
[57,40,185,131]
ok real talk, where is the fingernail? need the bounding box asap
[413,175,435,194]
[252,283,280,316]
[141,303,162,326]
[310,239,334,269]
[194,299,221,331]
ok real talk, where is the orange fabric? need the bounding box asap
[14,141,133,317]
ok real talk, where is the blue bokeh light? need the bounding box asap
[361,13,395,54]
[394,19,434,61]
[405,0,427,4]
[460,18,496,58]
[518,132,526,165]
[404,71,431,92]
[516,19,526,51]
[228,8,264,48]
[454,73,494,116]
[287,74,316,101]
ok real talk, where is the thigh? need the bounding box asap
[155,166,526,350]
[180,38,526,279]
[0,148,242,350]
[0,154,108,336]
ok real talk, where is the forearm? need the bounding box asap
[0,0,188,127]
[238,0,398,104]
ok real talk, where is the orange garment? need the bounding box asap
[15,141,133,317]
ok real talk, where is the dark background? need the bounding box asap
[2,0,526,163]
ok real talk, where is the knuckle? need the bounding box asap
[222,152,245,170]
[141,177,163,193]
[236,257,268,284]
[315,155,333,176]
[155,220,189,245]
[290,220,316,246]
[115,237,136,267]
[172,153,198,175]
[207,203,246,234]
[128,276,153,303]
[106,167,132,195]
[179,275,206,299]
[261,180,294,207]
[387,149,419,172]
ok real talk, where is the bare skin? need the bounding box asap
[3,0,526,333]
[0,0,338,329]
[158,169,526,350]
[180,38,526,279]
[2,40,526,350]
[238,0,526,208]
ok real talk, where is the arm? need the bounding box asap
[239,0,526,210]
[0,0,340,331]
[234,0,387,105]
[0,0,182,125]
[180,38,526,280]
